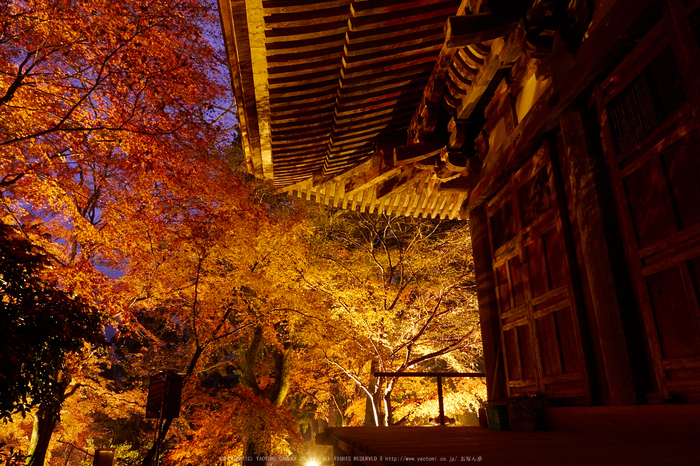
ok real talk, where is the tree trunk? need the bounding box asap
[242,440,267,466]
[328,398,336,427]
[243,326,264,393]
[363,362,380,426]
[24,407,58,466]
[364,392,383,427]
[270,347,292,407]
[241,328,293,466]
[382,391,393,427]
[24,375,74,466]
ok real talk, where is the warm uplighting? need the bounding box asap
[307,461,319,466]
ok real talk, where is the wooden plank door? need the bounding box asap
[487,143,589,400]
[595,8,700,400]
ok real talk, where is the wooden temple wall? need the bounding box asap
[473,0,700,406]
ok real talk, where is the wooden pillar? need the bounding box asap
[437,376,445,426]
[328,398,336,427]
[558,107,642,405]
[469,207,507,401]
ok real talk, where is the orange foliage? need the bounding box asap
[0,0,231,312]
[294,210,484,426]
[168,386,302,465]
[0,0,247,463]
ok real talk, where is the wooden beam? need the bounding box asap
[469,206,508,401]
[314,157,374,187]
[263,25,349,43]
[348,4,459,32]
[344,165,401,194]
[343,32,445,58]
[456,27,523,120]
[407,175,434,217]
[438,192,456,218]
[266,39,346,58]
[441,147,467,171]
[219,0,262,177]
[449,192,467,219]
[448,117,468,149]
[406,39,462,141]
[559,108,638,405]
[264,0,350,15]
[445,14,519,48]
[386,192,400,216]
[374,372,485,377]
[245,0,274,179]
[277,177,312,194]
[350,0,451,17]
[421,183,440,218]
[456,0,471,16]
[438,175,476,193]
[264,11,349,29]
[360,188,375,213]
[394,142,445,165]
[435,163,462,182]
[456,54,500,119]
[375,168,429,200]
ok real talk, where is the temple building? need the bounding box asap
[219,0,700,463]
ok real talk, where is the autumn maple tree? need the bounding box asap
[0,0,230,293]
[0,220,108,466]
[105,159,325,465]
[296,210,485,427]
[0,0,236,463]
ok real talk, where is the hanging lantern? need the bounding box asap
[146,370,183,419]
[92,449,115,466]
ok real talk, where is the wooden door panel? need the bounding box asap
[689,257,700,294]
[661,131,700,230]
[488,143,588,400]
[503,321,539,392]
[537,313,562,376]
[504,327,522,381]
[534,303,584,377]
[542,379,587,395]
[542,228,567,290]
[490,200,516,251]
[517,166,552,227]
[623,159,674,249]
[518,324,538,381]
[509,256,527,308]
[555,307,583,375]
[604,119,700,399]
[495,263,512,314]
[596,10,700,398]
[646,265,700,360]
[527,238,549,298]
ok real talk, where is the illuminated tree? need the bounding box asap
[0,221,105,465]
[108,168,316,465]
[297,211,485,426]
[1,0,234,463]
[0,0,232,302]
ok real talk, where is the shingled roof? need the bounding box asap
[219,1,538,219]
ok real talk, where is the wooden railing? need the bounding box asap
[374,372,486,426]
